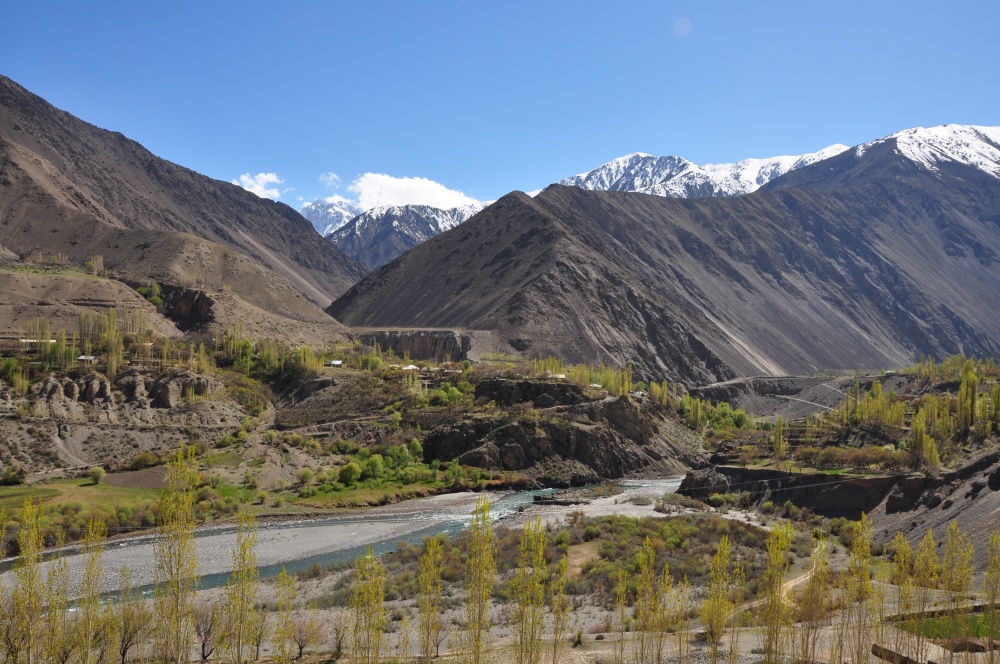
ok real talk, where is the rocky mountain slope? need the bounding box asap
[0,76,364,323]
[560,144,849,198]
[330,126,1000,385]
[327,202,486,268]
[300,197,362,236]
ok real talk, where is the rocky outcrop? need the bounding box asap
[474,378,589,407]
[423,396,705,486]
[29,369,217,410]
[358,330,470,362]
[679,466,902,519]
[146,371,216,408]
[160,285,214,332]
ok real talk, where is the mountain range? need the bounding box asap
[4,73,1000,386]
[305,144,855,269]
[329,124,1000,384]
[559,144,850,198]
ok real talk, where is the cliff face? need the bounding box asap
[358,330,471,362]
[679,466,901,519]
[423,395,706,486]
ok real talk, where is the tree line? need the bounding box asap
[3,447,1000,663]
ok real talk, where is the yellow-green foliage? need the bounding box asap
[533,359,633,397]
[350,547,387,664]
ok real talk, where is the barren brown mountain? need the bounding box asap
[330,143,1000,384]
[0,75,364,331]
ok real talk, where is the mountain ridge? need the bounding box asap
[330,131,1000,384]
[0,75,365,317]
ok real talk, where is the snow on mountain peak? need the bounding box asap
[856,124,1000,178]
[300,198,362,236]
[561,144,850,198]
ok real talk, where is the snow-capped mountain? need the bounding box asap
[561,144,850,198]
[329,202,486,269]
[300,198,362,236]
[855,124,1000,177]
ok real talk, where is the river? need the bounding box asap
[1,477,684,596]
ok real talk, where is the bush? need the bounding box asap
[88,466,106,485]
[338,462,361,486]
[295,467,314,486]
[129,451,161,470]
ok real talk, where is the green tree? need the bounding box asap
[772,417,787,465]
[418,536,444,662]
[550,555,570,664]
[80,520,107,664]
[222,506,259,664]
[757,523,794,664]
[844,514,874,664]
[339,461,362,485]
[913,529,939,664]
[154,445,200,664]
[701,535,735,664]
[351,547,387,664]
[464,496,495,664]
[513,516,547,664]
[795,537,831,664]
[983,531,1000,664]
[273,568,296,664]
[11,500,44,664]
[89,466,106,485]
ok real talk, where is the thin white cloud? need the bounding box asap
[232,172,283,199]
[347,173,479,211]
[319,172,341,187]
[323,193,356,206]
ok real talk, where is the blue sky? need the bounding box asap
[4,1,999,210]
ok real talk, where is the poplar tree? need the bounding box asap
[351,547,387,664]
[12,499,44,664]
[613,567,628,664]
[418,536,444,662]
[273,568,296,664]
[890,532,915,655]
[670,577,693,664]
[844,514,874,664]
[464,496,495,664]
[701,535,734,664]
[796,537,831,664]
[223,506,260,664]
[514,516,547,664]
[912,529,940,664]
[982,531,1000,664]
[941,521,974,664]
[43,534,77,664]
[772,418,787,466]
[757,523,794,664]
[80,520,107,664]
[550,555,570,664]
[154,445,200,664]
[635,537,660,664]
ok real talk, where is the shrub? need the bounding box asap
[338,462,361,486]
